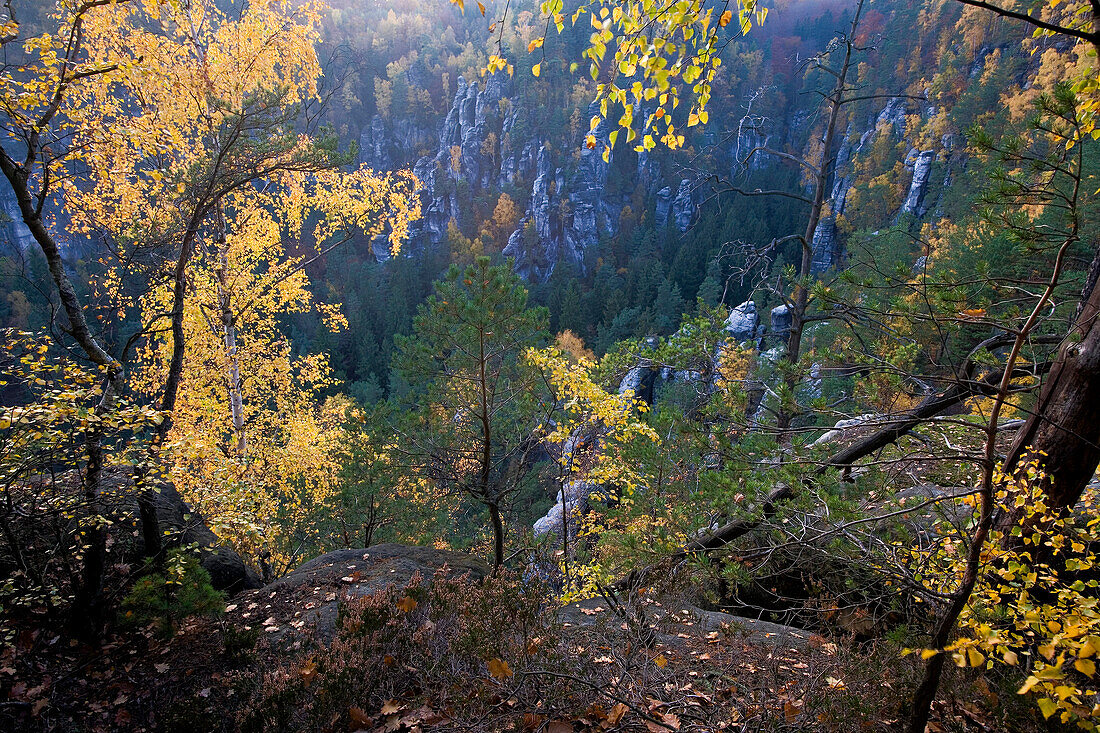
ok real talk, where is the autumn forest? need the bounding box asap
[2,0,1100,730]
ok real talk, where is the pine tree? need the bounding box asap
[389,258,550,569]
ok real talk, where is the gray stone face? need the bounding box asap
[359,115,392,171]
[671,179,695,232]
[637,150,662,197]
[903,149,936,215]
[877,97,908,137]
[770,305,792,345]
[0,183,32,251]
[504,146,557,280]
[725,300,759,342]
[810,217,842,274]
[732,125,772,172]
[655,186,673,228]
[504,104,619,281]
[533,480,601,545]
[617,365,648,396]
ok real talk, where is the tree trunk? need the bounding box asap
[0,149,123,640]
[213,204,247,455]
[1002,272,1100,510]
[69,425,109,641]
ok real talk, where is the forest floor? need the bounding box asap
[2,550,1052,733]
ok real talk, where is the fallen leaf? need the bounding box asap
[522,713,546,730]
[396,596,417,613]
[487,658,513,679]
[348,705,372,728]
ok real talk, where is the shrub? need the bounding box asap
[120,549,224,637]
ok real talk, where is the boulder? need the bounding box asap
[123,479,262,594]
[725,300,760,343]
[239,545,488,644]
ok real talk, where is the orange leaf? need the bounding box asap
[477,1,486,15]
[396,596,417,613]
[719,10,733,27]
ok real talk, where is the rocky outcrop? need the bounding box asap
[402,72,511,246]
[257,544,488,641]
[359,115,393,171]
[810,217,843,275]
[876,97,908,136]
[770,305,791,346]
[655,186,673,227]
[0,182,33,252]
[505,105,620,280]
[732,124,773,173]
[725,300,761,343]
[532,480,600,544]
[671,179,696,232]
[617,364,658,404]
[118,476,261,594]
[903,149,936,216]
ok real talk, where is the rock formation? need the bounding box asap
[725,300,761,343]
[902,149,936,216]
[671,179,696,233]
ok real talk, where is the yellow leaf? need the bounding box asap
[654,654,668,668]
[1076,658,1096,676]
[532,63,540,78]
[487,657,513,679]
[396,596,417,613]
[1019,675,1041,694]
